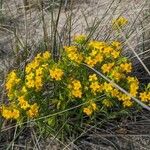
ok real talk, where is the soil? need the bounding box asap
[0,0,150,149]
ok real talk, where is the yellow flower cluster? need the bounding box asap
[2,34,150,124]
[83,101,97,116]
[18,96,39,118]
[1,51,52,121]
[1,93,39,120]
[139,92,150,102]
[27,103,39,118]
[89,74,102,95]
[64,46,83,64]
[112,16,128,29]
[25,51,51,91]
[68,79,82,98]
[120,63,132,73]
[49,67,64,81]
[127,76,139,97]
[18,96,30,110]
[5,70,21,99]
[2,106,20,120]
[101,63,114,74]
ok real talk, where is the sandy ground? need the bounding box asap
[0,0,150,149]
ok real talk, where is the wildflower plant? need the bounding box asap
[1,32,150,137]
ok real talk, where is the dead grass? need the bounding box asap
[0,0,150,149]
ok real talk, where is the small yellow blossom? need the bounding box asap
[18,96,30,110]
[88,41,106,51]
[139,92,148,102]
[91,102,97,111]
[111,70,122,82]
[72,80,82,90]
[43,51,51,60]
[36,67,43,76]
[103,82,113,93]
[101,63,114,74]
[111,88,120,97]
[111,51,120,59]
[89,74,98,82]
[85,56,97,67]
[112,17,128,29]
[49,68,64,81]
[27,103,39,118]
[90,81,100,94]
[72,90,82,98]
[123,100,133,107]
[120,63,132,73]
[35,76,43,91]
[5,70,21,91]
[103,46,113,54]
[83,107,92,116]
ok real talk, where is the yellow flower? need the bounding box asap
[83,101,97,116]
[68,79,82,98]
[35,76,43,91]
[101,63,114,73]
[2,107,20,120]
[103,46,113,54]
[26,80,35,88]
[123,100,132,107]
[89,74,98,82]
[83,107,93,116]
[111,70,122,82]
[71,89,82,98]
[112,17,128,29]
[43,51,51,60]
[94,53,103,63]
[36,67,43,76]
[27,103,39,118]
[129,82,139,97]
[26,72,34,81]
[91,102,97,111]
[85,56,97,67]
[49,68,64,81]
[147,92,150,101]
[88,41,106,50]
[5,70,21,91]
[120,63,132,73]
[72,80,82,90]
[127,76,137,83]
[1,107,12,119]
[90,81,100,94]
[21,86,27,94]
[139,92,148,102]
[64,46,77,53]
[18,96,30,110]
[12,109,20,119]
[111,50,120,59]
[25,72,35,88]
[103,82,113,93]
[90,49,98,57]
[111,88,119,97]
